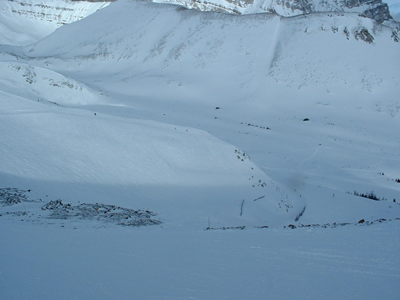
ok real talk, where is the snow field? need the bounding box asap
[0,90,303,229]
[1,1,400,299]
[1,219,399,300]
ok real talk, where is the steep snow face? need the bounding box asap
[153,0,394,23]
[0,0,110,45]
[0,92,302,229]
[23,0,399,95]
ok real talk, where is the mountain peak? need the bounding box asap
[152,0,394,23]
[0,0,110,45]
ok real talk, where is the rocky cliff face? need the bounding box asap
[0,0,394,27]
[0,0,396,45]
[0,0,110,27]
[0,0,111,45]
[153,0,393,23]
[359,1,392,23]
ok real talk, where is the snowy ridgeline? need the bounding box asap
[0,0,109,45]
[0,61,100,105]
[154,0,394,23]
[14,0,399,100]
[19,0,400,87]
[0,0,110,25]
[1,0,399,47]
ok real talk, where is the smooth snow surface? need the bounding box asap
[0,0,399,299]
[1,92,299,229]
[386,0,400,20]
[1,220,399,300]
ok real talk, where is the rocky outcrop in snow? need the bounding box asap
[0,0,110,45]
[153,0,393,23]
[0,0,110,26]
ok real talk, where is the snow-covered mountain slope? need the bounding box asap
[0,0,109,45]
[1,0,399,226]
[0,62,303,229]
[153,0,394,23]
[1,1,400,299]
[0,61,102,105]
[21,1,400,91]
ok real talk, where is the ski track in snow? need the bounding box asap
[267,16,281,70]
[298,145,321,171]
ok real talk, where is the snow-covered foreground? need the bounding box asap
[1,217,399,299]
[1,0,400,298]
